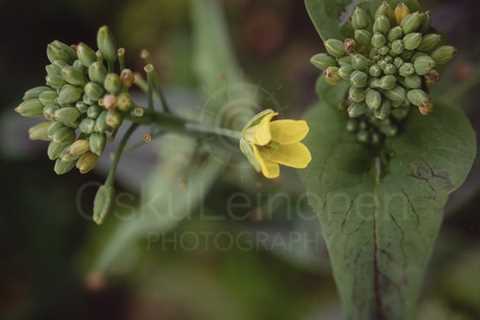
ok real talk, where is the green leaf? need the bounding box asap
[302,93,476,318]
[305,0,422,42]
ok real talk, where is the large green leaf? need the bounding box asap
[302,94,476,319]
[305,0,422,42]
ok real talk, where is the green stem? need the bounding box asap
[105,124,138,186]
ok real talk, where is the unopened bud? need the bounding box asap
[414,55,435,75]
[76,152,98,174]
[95,111,109,133]
[117,93,133,112]
[54,159,76,175]
[79,118,96,134]
[102,94,117,110]
[366,89,382,110]
[324,66,341,85]
[61,66,87,86]
[352,7,370,30]
[84,82,105,101]
[106,110,122,129]
[350,70,368,88]
[399,62,415,77]
[104,73,122,94]
[93,185,115,225]
[369,65,382,77]
[401,12,424,34]
[47,41,76,64]
[68,139,90,157]
[58,85,83,106]
[120,69,135,88]
[407,89,430,107]
[77,42,97,67]
[23,86,51,101]
[48,141,71,160]
[54,107,80,128]
[394,3,411,25]
[352,54,371,71]
[349,87,366,103]
[388,26,403,42]
[88,61,108,84]
[390,39,404,55]
[348,103,368,118]
[374,15,391,34]
[403,75,422,89]
[379,75,397,90]
[371,33,386,48]
[76,101,89,114]
[403,33,422,50]
[375,100,391,120]
[384,86,406,103]
[338,65,354,80]
[53,126,76,144]
[354,29,372,47]
[97,26,117,64]
[89,133,107,156]
[43,104,59,121]
[376,2,393,19]
[384,63,397,75]
[38,90,58,106]
[418,34,441,52]
[29,122,52,141]
[87,105,102,119]
[15,99,44,118]
[431,46,456,65]
[324,39,346,58]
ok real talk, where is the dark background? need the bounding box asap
[1,0,479,319]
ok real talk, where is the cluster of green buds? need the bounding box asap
[15,26,138,175]
[311,2,456,144]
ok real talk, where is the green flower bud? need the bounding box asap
[54,159,76,175]
[366,89,382,110]
[28,121,52,141]
[324,39,346,58]
[97,26,117,64]
[384,86,406,103]
[46,76,65,90]
[384,64,397,75]
[82,94,96,106]
[375,100,391,120]
[354,29,372,47]
[47,41,76,64]
[388,26,404,42]
[23,86,51,101]
[93,185,115,225]
[76,152,98,174]
[15,99,44,117]
[88,61,108,84]
[339,65,354,80]
[75,101,89,114]
[399,62,415,77]
[431,46,456,65]
[72,59,86,72]
[352,7,370,29]
[394,3,411,25]
[54,107,80,128]
[338,56,352,67]
[407,89,430,107]
[376,2,393,20]
[45,64,63,81]
[47,141,70,160]
[357,130,370,144]
[390,39,404,56]
[104,73,122,94]
[369,65,383,77]
[117,93,133,112]
[95,111,109,133]
[79,118,95,135]
[87,105,102,119]
[348,103,368,118]
[394,57,404,68]
[43,104,60,121]
[346,119,359,132]
[351,54,371,71]
[421,11,432,33]
[57,85,83,106]
[310,53,337,70]
[350,70,368,88]
[379,75,397,90]
[68,139,90,157]
[61,66,87,86]
[401,50,414,61]
[47,121,64,139]
[84,82,105,101]
[418,34,441,52]
[89,133,107,156]
[374,15,391,34]
[38,90,58,106]
[77,42,97,67]
[401,12,424,34]
[53,127,76,144]
[378,46,389,56]
[403,33,422,50]
[349,87,366,103]
[371,33,387,48]
[403,75,422,89]
[324,66,341,85]
[106,110,122,129]
[414,55,436,75]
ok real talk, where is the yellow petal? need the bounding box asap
[252,145,280,179]
[270,120,310,145]
[260,143,312,169]
[244,112,278,146]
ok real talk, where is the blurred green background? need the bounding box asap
[1,0,479,319]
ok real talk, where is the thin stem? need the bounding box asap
[152,73,172,113]
[105,124,138,186]
[118,48,126,70]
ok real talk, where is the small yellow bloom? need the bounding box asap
[240,110,312,179]
[394,3,410,25]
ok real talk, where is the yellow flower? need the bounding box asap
[240,110,312,179]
